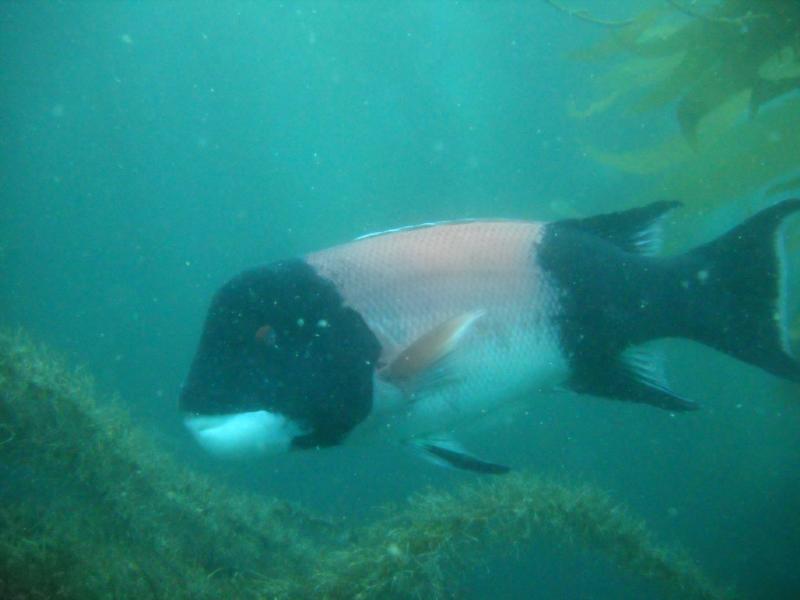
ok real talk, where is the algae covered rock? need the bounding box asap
[0,331,730,599]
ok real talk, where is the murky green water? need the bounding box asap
[2,2,798,598]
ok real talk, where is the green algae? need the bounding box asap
[0,330,732,599]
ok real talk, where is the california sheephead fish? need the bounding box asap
[179,200,800,473]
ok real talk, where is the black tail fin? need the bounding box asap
[674,199,800,383]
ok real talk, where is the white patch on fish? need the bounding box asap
[184,410,303,459]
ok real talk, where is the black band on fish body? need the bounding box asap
[179,258,381,448]
[538,212,697,412]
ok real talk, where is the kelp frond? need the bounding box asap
[566,0,800,215]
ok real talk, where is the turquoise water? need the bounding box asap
[1,2,798,598]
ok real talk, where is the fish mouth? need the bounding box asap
[183,410,305,459]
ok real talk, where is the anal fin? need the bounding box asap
[569,347,698,412]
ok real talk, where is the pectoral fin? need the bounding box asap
[379,310,484,391]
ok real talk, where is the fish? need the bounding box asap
[179,200,800,473]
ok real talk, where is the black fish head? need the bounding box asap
[179,259,380,455]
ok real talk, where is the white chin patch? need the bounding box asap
[184,410,302,459]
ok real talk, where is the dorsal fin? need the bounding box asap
[555,201,681,255]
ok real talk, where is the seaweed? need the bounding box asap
[0,330,732,599]
[567,0,800,212]
[302,475,730,599]
[0,330,321,599]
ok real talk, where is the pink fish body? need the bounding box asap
[307,221,566,438]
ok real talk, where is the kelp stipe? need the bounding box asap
[0,331,731,599]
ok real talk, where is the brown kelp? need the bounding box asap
[568,0,800,211]
[0,330,731,599]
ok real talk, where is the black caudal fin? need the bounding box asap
[543,199,798,413]
[674,199,800,383]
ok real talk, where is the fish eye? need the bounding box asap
[254,324,277,346]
